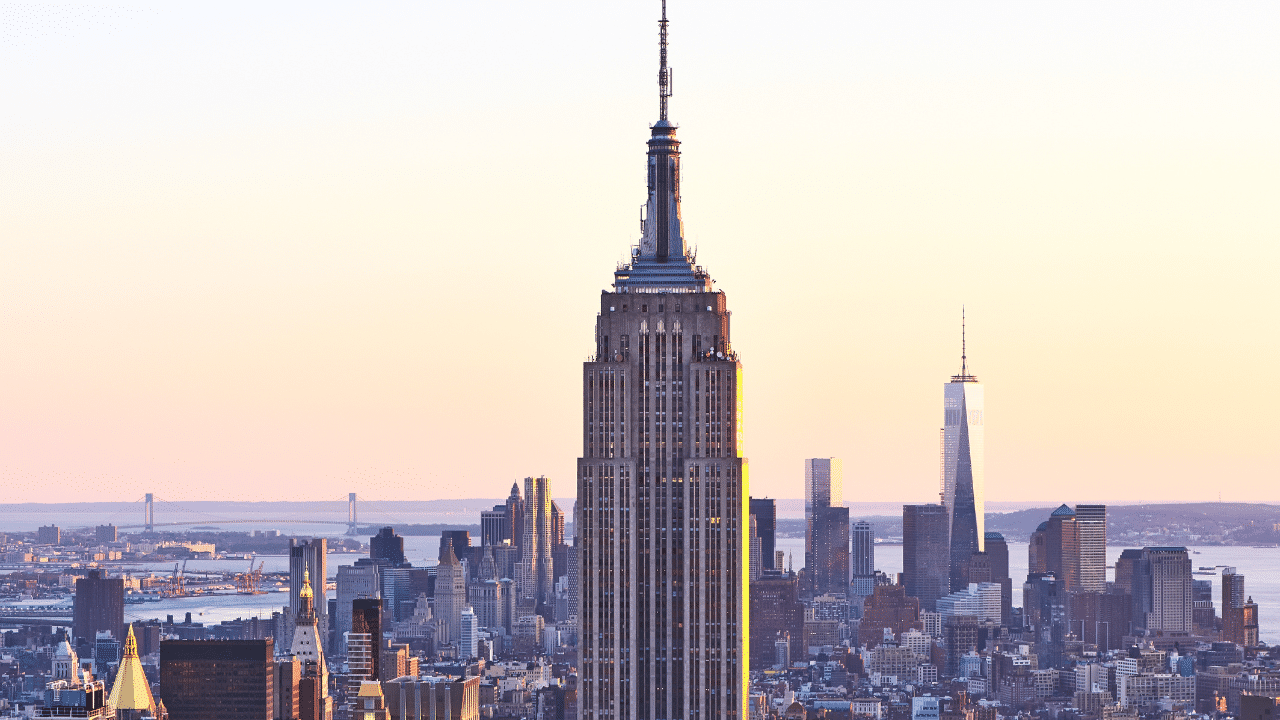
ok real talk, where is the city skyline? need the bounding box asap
[3,2,1278,505]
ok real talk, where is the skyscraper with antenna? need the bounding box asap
[942,309,984,592]
[577,2,748,718]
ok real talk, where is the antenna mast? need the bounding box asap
[658,0,672,121]
[951,306,978,383]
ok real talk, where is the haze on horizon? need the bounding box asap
[2,2,1277,505]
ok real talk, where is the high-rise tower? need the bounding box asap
[804,458,843,594]
[578,4,748,718]
[288,538,328,654]
[521,475,555,613]
[942,312,984,592]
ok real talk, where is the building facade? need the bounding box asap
[1075,505,1107,593]
[371,527,406,567]
[811,506,850,596]
[805,458,843,592]
[903,504,949,612]
[577,8,748,718]
[159,639,274,720]
[749,498,776,570]
[749,574,803,670]
[435,540,466,646]
[74,570,123,647]
[335,563,380,650]
[1140,547,1192,634]
[348,598,382,702]
[521,475,555,612]
[852,520,875,578]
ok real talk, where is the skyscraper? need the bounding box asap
[1029,522,1048,574]
[289,539,328,654]
[941,314,983,591]
[290,571,332,720]
[983,531,1012,626]
[349,598,381,704]
[1137,547,1192,634]
[749,498,777,570]
[749,515,762,581]
[805,458,843,592]
[74,570,123,647]
[506,482,524,556]
[481,507,508,547]
[749,574,803,670]
[160,639,275,720]
[459,606,479,660]
[435,540,466,646]
[1075,505,1107,593]
[1222,567,1247,645]
[852,521,875,577]
[521,475,555,613]
[811,505,850,595]
[902,504,949,612]
[371,527,406,567]
[1046,505,1080,591]
[577,5,748,718]
[335,563,380,650]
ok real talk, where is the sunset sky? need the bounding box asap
[3,2,1277,505]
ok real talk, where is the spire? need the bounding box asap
[122,623,138,659]
[299,568,314,599]
[440,538,459,566]
[614,1,713,292]
[296,569,315,624]
[951,307,979,383]
[658,0,672,121]
[108,623,158,715]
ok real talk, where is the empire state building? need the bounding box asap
[576,4,749,720]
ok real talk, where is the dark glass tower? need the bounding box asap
[73,570,123,646]
[903,504,949,612]
[577,5,748,719]
[749,498,777,569]
[370,526,406,566]
[811,506,850,596]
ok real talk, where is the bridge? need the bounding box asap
[0,607,73,626]
[72,493,367,535]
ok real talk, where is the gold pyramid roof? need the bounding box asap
[108,624,157,714]
[357,680,385,698]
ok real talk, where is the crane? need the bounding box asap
[164,562,187,597]
[236,558,266,594]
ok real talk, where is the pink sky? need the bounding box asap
[2,2,1277,504]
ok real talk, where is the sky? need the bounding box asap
[2,2,1277,505]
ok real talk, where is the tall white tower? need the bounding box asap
[460,606,479,660]
[942,311,984,591]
